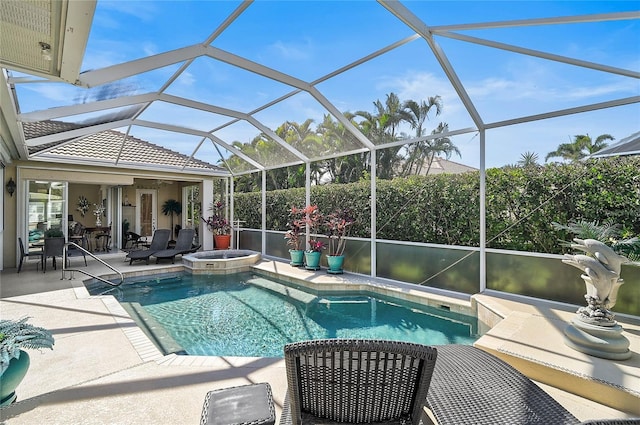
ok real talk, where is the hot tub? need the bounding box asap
[182,250,261,274]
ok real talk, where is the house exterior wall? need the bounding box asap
[2,160,215,269]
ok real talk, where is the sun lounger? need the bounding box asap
[426,345,587,425]
[153,228,197,263]
[126,229,170,265]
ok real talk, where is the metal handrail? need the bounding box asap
[62,242,124,287]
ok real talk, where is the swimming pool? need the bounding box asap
[88,272,478,357]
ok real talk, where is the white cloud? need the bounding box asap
[97,1,158,23]
[268,39,312,61]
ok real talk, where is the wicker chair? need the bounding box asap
[425,345,640,425]
[280,339,438,425]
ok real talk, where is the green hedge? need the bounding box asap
[233,156,640,255]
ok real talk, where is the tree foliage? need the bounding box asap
[234,156,640,255]
[545,133,614,162]
[228,92,456,191]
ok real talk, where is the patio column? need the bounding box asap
[202,178,214,251]
[261,170,266,255]
[479,130,486,292]
[370,150,377,278]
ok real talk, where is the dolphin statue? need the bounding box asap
[570,238,628,275]
[562,253,620,305]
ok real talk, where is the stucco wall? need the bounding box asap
[2,161,212,270]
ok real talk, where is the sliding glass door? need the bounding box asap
[26,181,67,246]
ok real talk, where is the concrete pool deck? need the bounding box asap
[0,253,638,424]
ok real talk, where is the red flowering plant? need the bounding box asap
[308,239,326,253]
[202,201,230,235]
[303,205,325,253]
[284,206,305,251]
[324,208,355,256]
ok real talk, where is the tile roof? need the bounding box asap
[427,157,478,174]
[23,121,224,173]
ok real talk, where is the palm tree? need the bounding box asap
[545,134,614,162]
[401,97,443,176]
[355,93,406,179]
[517,151,539,167]
[418,123,461,176]
[161,199,182,238]
[317,113,368,183]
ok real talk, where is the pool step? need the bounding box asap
[246,276,319,305]
[122,302,187,356]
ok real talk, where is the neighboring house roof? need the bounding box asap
[417,157,478,175]
[589,131,640,158]
[23,121,225,173]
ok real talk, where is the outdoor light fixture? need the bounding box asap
[6,177,16,196]
[39,42,52,61]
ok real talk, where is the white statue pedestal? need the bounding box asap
[564,317,631,360]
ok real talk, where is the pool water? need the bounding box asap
[90,272,478,357]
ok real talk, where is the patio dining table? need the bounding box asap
[84,226,111,252]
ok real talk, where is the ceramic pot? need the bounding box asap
[214,234,231,250]
[326,255,345,274]
[0,350,30,407]
[304,251,322,270]
[289,249,304,267]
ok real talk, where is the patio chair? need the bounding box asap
[94,224,111,252]
[279,339,438,425]
[67,223,88,267]
[425,344,582,425]
[43,237,65,273]
[126,229,170,265]
[153,228,196,264]
[123,231,141,250]
[18,237,42,272]
[68,222,89,251]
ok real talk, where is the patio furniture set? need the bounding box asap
[201,339,639,425]
[126,228,200,265]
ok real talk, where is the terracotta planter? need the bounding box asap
[214,234,231,250]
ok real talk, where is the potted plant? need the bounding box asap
[324,208,355,274]
[44,228,64,238]
[284,206,305,266]
[0,317,54,406]
[161,199,182,239]
[302,205,325,270]
[202,201,231,249]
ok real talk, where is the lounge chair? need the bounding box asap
[424,345,640,425]
[126,229,170,265]
[279,339,438,425]
[153,228,197,264]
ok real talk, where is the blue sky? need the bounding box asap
[16,1,640,170]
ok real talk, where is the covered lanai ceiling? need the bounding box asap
[1,1,638,175]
